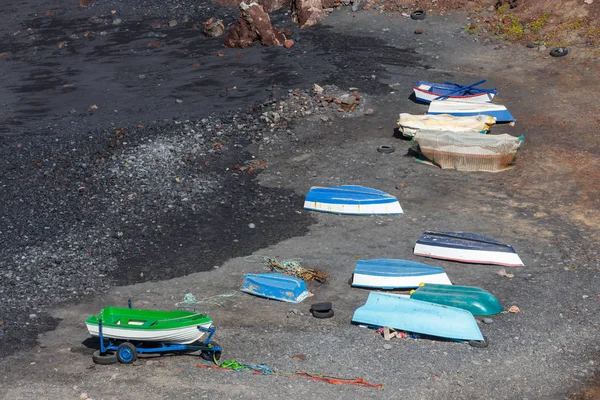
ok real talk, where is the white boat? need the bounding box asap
[428,100,516,123]
[304,185,403,215]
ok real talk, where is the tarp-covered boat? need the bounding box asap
[352,259,451,289]
[410,283,503,316]
[397,113,496,138]
[428,100,516,123]
[413,81,498,103]
[241,273,311,303]
[85,308,213,344]
[352,292,484,341]
[304,185,403,215]
[414,231,524,267]
[410,130,524,172]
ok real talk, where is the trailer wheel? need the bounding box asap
[117,342,138,364]
[200,341,222,363]
[92,350,118,365]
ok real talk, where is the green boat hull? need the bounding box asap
[410,284,503,316]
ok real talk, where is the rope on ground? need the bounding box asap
[244,255,328,283]
[175,290,238,309]
[196,360,381,388]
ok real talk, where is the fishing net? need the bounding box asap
[245,256,328,283]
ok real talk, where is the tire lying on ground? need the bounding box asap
[310,302,333,312]
[311,309,335,319]
[92,350,118,365]
[410,10,426,20]
[377,145,395,154]
[550,47,568,57]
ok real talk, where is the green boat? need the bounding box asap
[410,283,503,316]
[86,307,213,344]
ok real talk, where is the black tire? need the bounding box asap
[377,145,395,154]
[468,336,489,348]
[550,47,568,57]
[410,10,426,20]
[310,302,333,312]
[116,342,138,364]
[92,350,118,365]
[200,341,222,363]
[311,309,334,319]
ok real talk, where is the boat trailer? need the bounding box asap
[92,300,223,365]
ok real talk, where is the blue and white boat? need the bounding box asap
[413,81,497,104]
[427,99,516,123]
[352,259,451,289]
[352,292,484,341]
[241,273,310,303]
[304,185,403,215]
[414,231,524,267]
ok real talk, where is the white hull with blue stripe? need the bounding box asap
[414,231,524,267]
[352,259,451,289]
[427,100,516,123]
[304,185,403,215]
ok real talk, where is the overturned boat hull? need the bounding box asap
[304,185,403,215]
[352,259,451,289]
[414,231,524,267]
[413,81,497,103]
[241,273,310,303]
[411,283,503,316]
[428,100,516,123]
[352,292,484,341]
[397,113,495,138]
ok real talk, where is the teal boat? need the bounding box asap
[352,292,484,341]
[410,283,503,316]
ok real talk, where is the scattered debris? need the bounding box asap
[292,353,306,360]
[147,41,160,48]
[203,17,225,37]
[497,268,515,279]
[313,83,324,94]
[168,20,178,27]
[79,0,94,7]
[225,2,286,48]
[364,108,374,115]
[175,291,238,309]
[248,256,328,282]
[89,104,99,110]
[292,0,337,28]
[508,305,521,313]
[414,29,423,34]
[482,318,494,324]
[383,343,392,350]
[283,39,295,49]
[196,361,383,388]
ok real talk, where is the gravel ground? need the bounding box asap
[0,0,598,398]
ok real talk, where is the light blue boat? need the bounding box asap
[241,273,310,304]
[352,292,484,341]
[352,259,452,289]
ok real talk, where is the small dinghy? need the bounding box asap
[304,185,403,215]
[413,80,497,104]
[397,113,495,138]
[352,259,451,289]
[241,273,311,303]
[410,283,503,316]
[428,99,516,123]
[414,231,524,267]
[352,292,484,342]
[85,308,213,344]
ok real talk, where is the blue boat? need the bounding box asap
[413,80,498,104]
[303,185,403,215]
[414,231,524,267]
[351,259,451,289]
[427,99,516,123]
[241,273,310,303]
[352,292,484,341]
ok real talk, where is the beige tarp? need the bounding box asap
[397,113,496,137]
[411,130,523,172]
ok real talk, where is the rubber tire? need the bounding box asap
[377,145,395,154]
[200,341,222,362]
[311,309,334,319]
[116,342,138,364]
[410,10,426,20]
[468,336,489,348]
[310,302,333,312]
[92,350,118,365]
[550,47,568,57]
